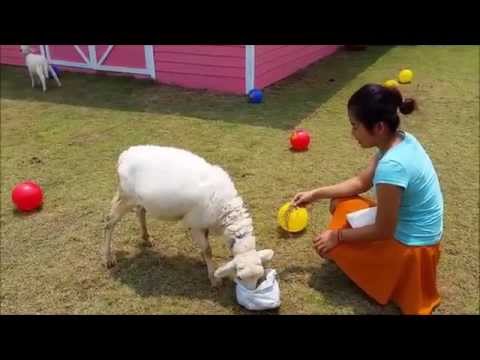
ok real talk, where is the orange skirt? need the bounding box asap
[326,196,441,315]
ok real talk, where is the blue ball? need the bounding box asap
[49,64,61,79]
[248,88,263,104]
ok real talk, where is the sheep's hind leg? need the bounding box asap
[29,69,35,88]
[36,66,47,92]
[136,206,153,247]
[192,229,222,288]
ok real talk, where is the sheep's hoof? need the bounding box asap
[141,236,153,247]
[105,256,117,268]
[210,276,223,288]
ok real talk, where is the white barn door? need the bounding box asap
[43,45,156,79]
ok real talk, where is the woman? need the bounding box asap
[293,84,444,314]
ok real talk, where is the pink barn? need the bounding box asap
[0,45,340,94]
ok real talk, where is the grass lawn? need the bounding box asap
[1,45,478,314]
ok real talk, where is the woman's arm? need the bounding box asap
[313,183,403,256]
[293,155,379,206]
[338,183,402,242]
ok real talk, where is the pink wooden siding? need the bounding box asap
[0,45,42,66]
[153,45,245,94]
[1,45,340,95]
[254,45,339,89]
[48,45,89,63]
[96,45,146,68]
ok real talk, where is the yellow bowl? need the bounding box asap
[277,202,308,232]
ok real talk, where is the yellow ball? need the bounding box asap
[398,69,414,84]
[384,79,399,88]
[277,202,308,232]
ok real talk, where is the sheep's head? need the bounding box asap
[20,45,31,54]
[214,249,274,290]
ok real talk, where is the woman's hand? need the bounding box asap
[313,229,339,257]
[292,190,315,207]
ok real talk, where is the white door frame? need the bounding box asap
[42,45,156,79]
[42,45,92,69]
[245,45,255,94]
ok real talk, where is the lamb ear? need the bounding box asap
[214,259,236,279]
[258,249,274,264]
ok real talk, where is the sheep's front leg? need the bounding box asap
[103,191,133,268]
[191,229,222,288]
[136,206,153,247]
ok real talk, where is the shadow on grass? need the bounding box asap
[110,247,279,314]
[1,47,392,130]
[11,205,44,218]
[276,227,307,240]
[279,261,401,314]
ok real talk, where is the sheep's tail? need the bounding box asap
[117,148,133,171]
[48,65,61,87]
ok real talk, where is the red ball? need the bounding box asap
[290,129,311,151]
[11,181,44,212]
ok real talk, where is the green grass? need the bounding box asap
[1,46,478,314]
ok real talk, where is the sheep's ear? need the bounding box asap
[214,259,236,279]
[258,249,274,264]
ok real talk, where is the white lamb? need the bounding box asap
[20,45,61,92]
[104,145,274,290]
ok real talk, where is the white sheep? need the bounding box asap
[103,145,274,289]
[20,45,61,92]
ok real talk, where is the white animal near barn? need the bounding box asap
[20,45,61,92]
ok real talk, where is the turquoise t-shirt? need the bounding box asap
[373,131,444,246]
